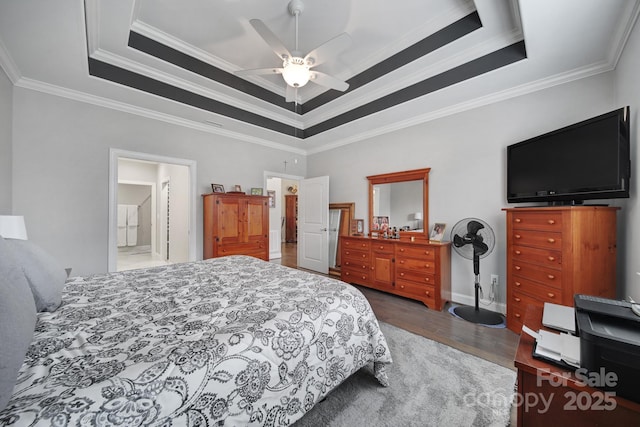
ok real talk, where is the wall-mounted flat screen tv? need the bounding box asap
[507,107,630,204]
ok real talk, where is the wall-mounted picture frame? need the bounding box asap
[351,219,364,236]
[211,184,225,193]
[430,223,446,241]
[251,188,263,195]
[267,190,276,208]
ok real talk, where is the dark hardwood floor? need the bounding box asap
[272,243,520,370]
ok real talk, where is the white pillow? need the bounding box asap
[0,236,37,411]
[4,239,67,312]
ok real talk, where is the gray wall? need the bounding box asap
[614,15,640,301]
[11,88,306,275]
[307,72,622,311]
[0,67,11,214]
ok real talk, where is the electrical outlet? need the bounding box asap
[491,274,499,287]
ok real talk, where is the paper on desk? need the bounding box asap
[521,325,580,367]
[522,325,540,340]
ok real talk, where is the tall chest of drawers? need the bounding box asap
[341,236,451,310]
[504,206,618,333]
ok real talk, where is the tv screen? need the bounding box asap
[507,107,630,204]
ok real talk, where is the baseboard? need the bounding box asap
[269,251,282,260]
[451,291,506,315]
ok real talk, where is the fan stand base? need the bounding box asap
[452,305,504,325]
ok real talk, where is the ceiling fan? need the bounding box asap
[235,0,351,103]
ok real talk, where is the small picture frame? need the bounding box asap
[351,219,364,236]
[211,184,225,193]
[233,185,242,192]
[251,188,263,195]
[430,223,446,241]
[267,190,276,208]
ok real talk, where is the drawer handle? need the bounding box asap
[400,285,405,289]
[548,293,555,298]
[515,250,521,255]
[515,265,521,270]
[515,313,521,318]
[548,219,556,225]
[362,254,366,258]
[400,248,405,252]
[425,264,430,268]
[345,271,350,276]
[515,281,521,287]
[400,273,405,277]
[361,244,367,247]
[400,260,405,264]
[547,238,556,243]
[515,234,521,239]
[361,275,366,280]
[547,256,555,261]
[424,277,430,282]
[514,297,521,302]
[547,274,555,280]
[425,291,430,296]
[515,218,522,223]
[425,251,431,255]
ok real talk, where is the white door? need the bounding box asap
[297,176,329,274]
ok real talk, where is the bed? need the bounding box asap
[0,252,391,426]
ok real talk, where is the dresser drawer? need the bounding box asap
[217,240,266,256]
[512,229,562,250]
[395,279,436,304]
[396,269,436,285]
[395,244,436,260]
[343,249,370,262]
[396,257,436,273]
[341,267,370,283]
[342,259,369,270]
[509,290,542,330]
[512,261,562,290]
[371,241,394,254]
[511,211,562,231]
[343,239,371,251]
[511,276,563,303]
[511,245,562,270]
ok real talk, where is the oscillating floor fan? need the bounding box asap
[450,218,503,325]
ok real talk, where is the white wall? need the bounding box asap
[614,16,640,300]
[0,67,12,214]
[11,88,307,275]
[308,72,621,311]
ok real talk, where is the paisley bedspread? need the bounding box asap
[1,255,391,426]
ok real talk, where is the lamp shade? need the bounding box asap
[414,212,423,220]
[0,215,28,239]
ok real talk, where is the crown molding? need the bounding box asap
[305,59,616,155]
[15,77,307,155]
[607,0,640,68]
[91,49,303,128]
[0,37,21,84]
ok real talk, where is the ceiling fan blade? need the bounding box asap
[304,33,351,67]
[250,19,291,61]
[234,67,284,77]
[310,71,349,92]
[285,85,296,103]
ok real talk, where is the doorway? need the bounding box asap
[264,171,303,265]
[108,149,197,272]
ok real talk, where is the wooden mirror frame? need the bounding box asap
[367,168,430,239]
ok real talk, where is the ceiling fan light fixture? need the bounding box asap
[282,57,310,88]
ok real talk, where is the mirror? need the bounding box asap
[328,202,355,276]
[367,168,430,238]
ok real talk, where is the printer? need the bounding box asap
[574,294,640,404]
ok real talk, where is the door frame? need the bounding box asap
[108,148,197,272]
[264,171,304,261]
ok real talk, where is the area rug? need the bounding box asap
[294,322,516,427]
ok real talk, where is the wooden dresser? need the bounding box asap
[503,206,618,333]
[340,236,451,310]
[203,193,269,261]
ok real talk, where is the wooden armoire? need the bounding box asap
[203,193,269,261]
[285,195,297,243]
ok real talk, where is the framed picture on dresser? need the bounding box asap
[211,184,225,193]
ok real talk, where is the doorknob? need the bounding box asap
[321,228,328,231]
